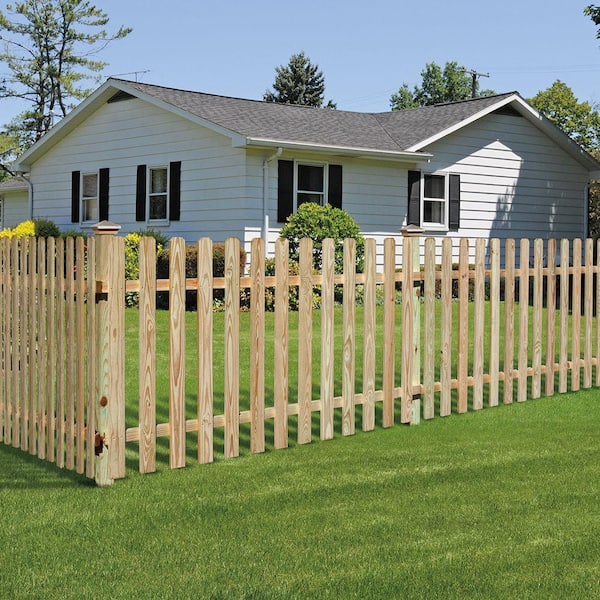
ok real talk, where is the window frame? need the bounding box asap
[293,161,329,211]
[147,165,170,224]
[421,171,449,232]
[80,171,99,225]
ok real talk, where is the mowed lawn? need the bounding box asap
[1,390,599,599]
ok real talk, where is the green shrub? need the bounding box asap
[60,230,88,241]
[32,218,60,238]
[124,232,168,307]
[157,242,247,311]
[280,203,365,273]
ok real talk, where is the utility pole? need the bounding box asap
[462,68,490,98]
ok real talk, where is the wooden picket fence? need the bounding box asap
[1,231,599,485]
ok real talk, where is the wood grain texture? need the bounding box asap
[249,238,265,454]
[440,238,452,417]
[517,238,530,403]
[274,238,289,449]
[559,239,570,393]
[342,238,356,436]
[531,239,543,399]
[383,238,396,427]
[457,239,469,413]
[545,239,556,398]
[361,239,376,431]
[320,238,334,440]
[571,238,582,392]
[423,238,435,420]
[473,238,485,411]
[503,239,515,405]
[139,237,157,473]
[224,238,240,458]
[198,238,214,463]
[488,239,500,407]
[401,236,414,424]
[297,238,313,444]
[583,239,593,389]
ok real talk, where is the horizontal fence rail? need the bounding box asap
[2,232,600,484]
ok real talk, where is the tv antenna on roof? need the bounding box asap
[462,68,490,98]
[109,70,150,82]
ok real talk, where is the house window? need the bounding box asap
[296,163,326,206]
[422,173,448,229]
[277,159,342,222]
[148,166,168,221]
[81,172,98,223]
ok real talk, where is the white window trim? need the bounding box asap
[421,171,449,232]
[293,161,329,211]
[80,171,99,225]
[147,165,170,225]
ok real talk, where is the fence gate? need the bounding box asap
[0,228,124,485]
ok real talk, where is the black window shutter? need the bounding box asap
[99,168,109,221]
[277,160,294,222]
[407,170,421,226]
[449,174,461,231]
[71,171,80,223]
[169,161,181,221]
[136,165,146,222]
[328,164,343,209]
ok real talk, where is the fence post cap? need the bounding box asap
[92,220,121,236]
[400,224,424,237]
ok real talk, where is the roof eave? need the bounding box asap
[13,78,246,171]
[407,94,600,173]
[245,137,432,162]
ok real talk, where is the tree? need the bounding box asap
[529,80,600,154]
[264,51,336,108]
[585,4,600,36]
[0,0,131,150]
[390,61,495,110]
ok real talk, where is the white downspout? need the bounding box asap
[19,173,34,220]
[262,147,283,250]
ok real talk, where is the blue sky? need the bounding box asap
[1,0,600,125]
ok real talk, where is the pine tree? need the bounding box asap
[264,51,335,108]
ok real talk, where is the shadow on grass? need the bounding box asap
[0,444,93,489]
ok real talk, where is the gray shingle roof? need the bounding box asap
[118,79,516,152]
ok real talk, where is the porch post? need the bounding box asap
[92,220,125,487]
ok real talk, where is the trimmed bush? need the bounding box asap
[32,218,60,238]
[280,203,365,273]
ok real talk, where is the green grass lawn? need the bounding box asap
[2,391,599,599]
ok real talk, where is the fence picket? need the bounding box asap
[85,238,96,479]
[383,238,396,426]
[274,238,289,449]
[361,239,376,431]
[298,238,313,444]
[457,239,469,413]
[518,238,530,403]
[0,239,6,444]
[20,238,30,452]
[28,238,38,455]
[423,238,436,420]
[342,238,356,436]
[440,239,452,416]
[198,238,214,463]
[75,237,86,473]
[572,239,582,392]
[503,239,515,405]
[401,236,414,424]
[489,238,500,407]
[139,237,157,473]
[532,239,543,399]
[224,238,240,458]
[584,239,593,389]
[559,239,570,393]
[250,238,265,454]
[169,237,186,468]
[65,237,75,469]
[46,237,56,461]
[545,239,556,397]
[320,238,334,440]
[473,239,485,410]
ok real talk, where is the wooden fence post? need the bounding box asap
[93,221,125,487]
[401,225,423,425]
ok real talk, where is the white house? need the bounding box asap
[10,78,600,263]
[0,177,28,229]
